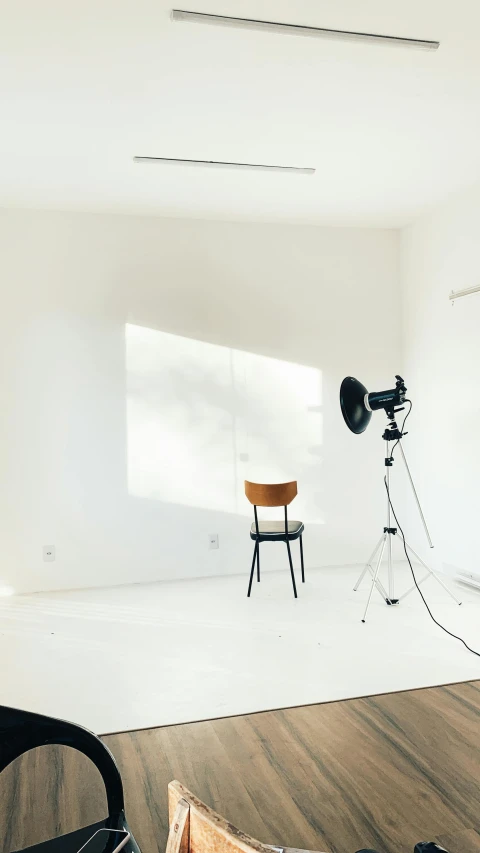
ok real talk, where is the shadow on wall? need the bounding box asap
[125,323,324,524]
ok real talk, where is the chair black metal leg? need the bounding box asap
[247,543,258,597]
[299,535,305,583]
[285,538,298,598]
[257,543,260,582]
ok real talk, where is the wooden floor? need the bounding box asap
[1,682,480,853]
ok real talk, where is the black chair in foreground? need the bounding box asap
[0,704,141,853]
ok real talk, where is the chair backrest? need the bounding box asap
[244,481,297,507]
[166,780,327,853]
[0,705,124,819]
[167,780,279,853]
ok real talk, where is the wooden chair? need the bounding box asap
[166,780,327,853]
[244,481,305,599]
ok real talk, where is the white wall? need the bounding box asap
[401,182,480,577]
[0,208,400,593]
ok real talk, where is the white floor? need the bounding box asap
[1,565,479,735]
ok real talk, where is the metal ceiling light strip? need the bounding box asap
[133,157,315,174]
[171,9,440,51]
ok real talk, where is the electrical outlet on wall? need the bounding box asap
[208,534,219,550]
[43,545,55,562]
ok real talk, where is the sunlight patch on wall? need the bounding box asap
[126,324,323,520]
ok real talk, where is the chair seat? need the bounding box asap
[14,818,140,853]
[250,520,304,541]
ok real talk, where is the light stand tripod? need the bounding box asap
[354,410,462,623]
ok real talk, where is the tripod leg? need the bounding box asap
[362,535,387,623]
[387,518,394,602]
[354,536,384,591]
[368,569,390,602]
[398,441,434,548]
[355,541,390,601]
[385,453,395,602]
[425,570,462,603]
[398,536,462,605]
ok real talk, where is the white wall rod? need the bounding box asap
[449,284,480,301]
[171,10,440,50]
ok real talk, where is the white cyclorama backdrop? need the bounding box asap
[0,208,400,594]
[127,325,323,519]
[401,180,480,579]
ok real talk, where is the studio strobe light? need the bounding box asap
[339,374,461,622]
[340,374,407,434]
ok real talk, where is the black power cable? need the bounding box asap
[384,474,480,659]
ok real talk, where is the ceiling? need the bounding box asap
[2,0,480,227]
